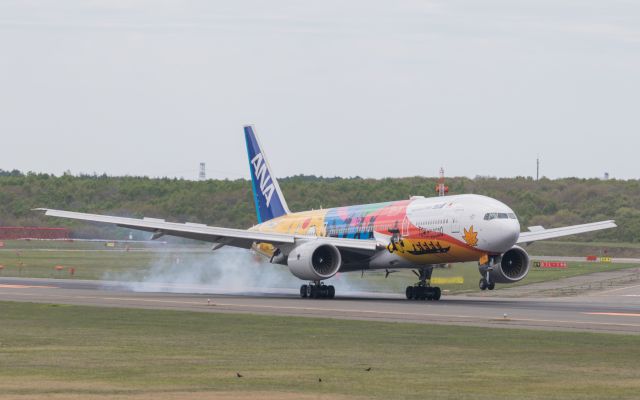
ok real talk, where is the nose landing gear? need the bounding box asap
[405,266,442,301]
[300,282,335,299]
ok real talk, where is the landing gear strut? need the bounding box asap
[479,271,496,291]
[300,282,335,299]
[405,267,442,301]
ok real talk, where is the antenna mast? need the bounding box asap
[199,162,206,181]
[436,167,448,196]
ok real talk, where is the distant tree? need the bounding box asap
[0,173,636,241]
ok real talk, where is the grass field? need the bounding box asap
[1,301,639,400]
[527,240,640,258]
[0,240,638,294]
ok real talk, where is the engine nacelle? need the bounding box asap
[287,242,342,281]
[487,245,531,284]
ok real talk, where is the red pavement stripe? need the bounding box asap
[584,312,640,317]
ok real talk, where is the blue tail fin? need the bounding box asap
[244,125,290,223]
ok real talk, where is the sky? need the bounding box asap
[1,0,639,180]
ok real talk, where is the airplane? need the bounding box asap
[36,126,617,301]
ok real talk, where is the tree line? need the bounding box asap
[0,170,638,242]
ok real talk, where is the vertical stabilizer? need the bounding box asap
[244,125,291,223]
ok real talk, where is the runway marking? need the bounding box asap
[0,284,57,289]
[584,312,640,318]
[2,290,640,331]
[597,284,640,295]
[68,296,640,329]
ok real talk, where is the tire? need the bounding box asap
[300,284,308,298]
[488,282,495,291]
[425,288,434,301]
[432,287,441,301]
[328,285,335,299]
[418,287,427,300]
[406,286,414,300]
[479,278,488,291]
[310,286,318,298]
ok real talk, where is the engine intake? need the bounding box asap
[287,242,342,281]
[487,246,530,283]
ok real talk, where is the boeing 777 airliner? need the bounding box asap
[37,126,617,300]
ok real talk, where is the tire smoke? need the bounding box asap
[102,247,396,296]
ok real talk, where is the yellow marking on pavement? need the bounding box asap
[432,277,464,284]
[0,284,57,289]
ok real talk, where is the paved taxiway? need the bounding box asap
[1,277,639,334]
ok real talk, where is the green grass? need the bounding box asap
[358,260,640,293]
[0,301,638,399]
[0,240,638,294]
[527,240,640,258]
[0,240,212,281]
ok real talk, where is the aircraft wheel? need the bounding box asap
[327,285,335,299]
[424,287,432,301]
[479,278,488,291]
[432,287,442,301]
[488,282,495,291]
[300,284,308,298]
[406,286,414,300]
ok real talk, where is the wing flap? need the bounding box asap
[36,208,295,245]
[517,220,617,244]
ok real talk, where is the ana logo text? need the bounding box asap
[251,153,275,207]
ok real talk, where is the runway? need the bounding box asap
[1,277,639,335]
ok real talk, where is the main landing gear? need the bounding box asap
[406,285,441,301]
[300,282,335,299]
[478,271,496,291]
[405,267,442,301]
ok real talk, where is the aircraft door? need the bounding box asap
[451,208,463,234]
[451,216,460,233]
[402,216,410,237]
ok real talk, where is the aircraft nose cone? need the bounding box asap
[492,220,520,253]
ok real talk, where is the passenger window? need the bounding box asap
[498,213,508,219]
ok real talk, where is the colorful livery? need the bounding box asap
[37,126,617,301]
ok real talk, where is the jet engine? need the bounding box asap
[287,241,342,281]
[487,245,531,283]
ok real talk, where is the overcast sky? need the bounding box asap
[1,1,639,180]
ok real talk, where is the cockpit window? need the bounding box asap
[484,212,518,220]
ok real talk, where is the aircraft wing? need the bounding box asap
[34,208,377,252]
[516,220,617,244]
